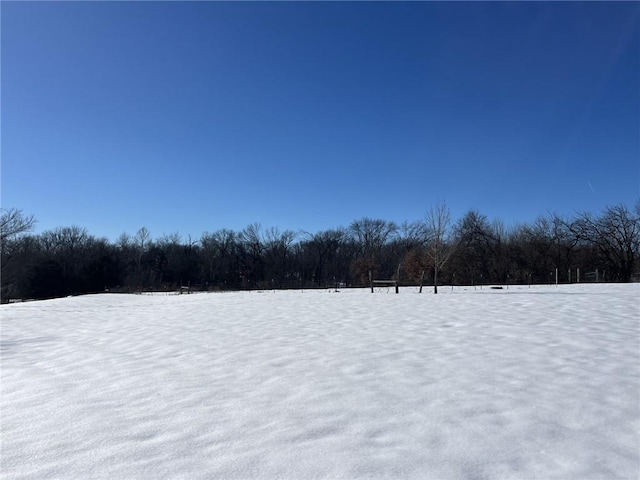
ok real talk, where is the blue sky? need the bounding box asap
[2,1,639,241]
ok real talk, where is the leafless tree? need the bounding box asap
[398,220,429,252]
[0,208,36,243]
[518,213,578,279]
[238,223,266,285]
[1,209,36,301]
[451,209,494,285]
[349,217,398,258]
[349,217,397,281]
[302,228,347,287]
[264,227,298,287]
[570,202,640,282]
[135,227,152,252]
[424,202,458,293]
[200,229,238,285]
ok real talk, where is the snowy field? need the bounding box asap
[1,284,639,480]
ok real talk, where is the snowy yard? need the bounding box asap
[1,284,639,479]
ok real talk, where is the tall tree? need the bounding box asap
[302,228,347,287]
[424,202,457,294]
[1,209,37,300]
[570,203,640,282]
[263,227,298,288]
[200,229,238,287]
[0,208,36,243]
[238,223,265,287]
[349,217,397,282]
[452,209,494,285]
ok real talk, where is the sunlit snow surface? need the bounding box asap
[2,284,639,479]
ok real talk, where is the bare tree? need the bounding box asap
[349,217,397,282]
[1,209,37,301]
[200,229,238,286]
[116,232,132,249]
[570,202,640,282]
[518,213,578,281]
[239,223,265,286]
[135,227,151,252]
[264,227,298,287]
[452,209,494,285]
[349,218,398,257]
[129,227,152,289]
[424,202,458,294]
[398,220,429,252]
[0,208,36,243]
[301,228,347,287]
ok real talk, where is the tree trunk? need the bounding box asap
[434,267,438,294]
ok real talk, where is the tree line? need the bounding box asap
[1,201,639,302]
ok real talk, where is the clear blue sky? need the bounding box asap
[2,1,639,241]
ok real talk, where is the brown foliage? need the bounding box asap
[403,248,429,282]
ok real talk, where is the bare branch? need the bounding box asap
[0,208,36,243]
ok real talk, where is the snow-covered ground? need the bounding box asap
[2,284,639,479]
